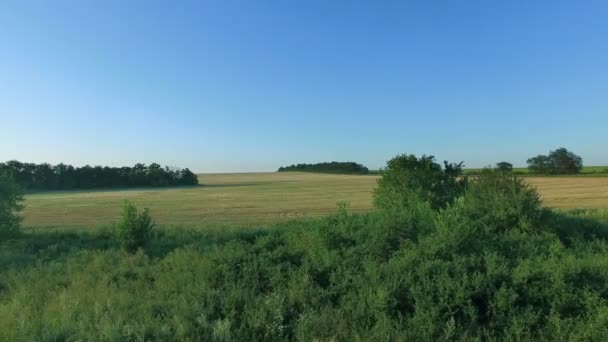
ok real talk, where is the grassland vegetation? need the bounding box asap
[0,160,198,191]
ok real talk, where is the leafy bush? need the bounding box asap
[1,206,608,340]
[0,172,24,238]
[454,169,543,233]
[115,201,155,253]
[374,154,467,210]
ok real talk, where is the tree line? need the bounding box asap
[277,161,370,174]
[526,147,583,174]
[0,161,198,191]
[473,147,586,175]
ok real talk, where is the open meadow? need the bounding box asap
[22,172,608,229]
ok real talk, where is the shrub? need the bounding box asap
[1,205,608,340]
[456,169,543,233]
[374,154,466,210]
[116,201,154,253]
[0,172,24,238]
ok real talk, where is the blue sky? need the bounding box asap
[1,1,607,172]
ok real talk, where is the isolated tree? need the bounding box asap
[549,147,583,174]
[0,172,24,237]
[495,162,513,172]
[374,154,467,210]
[527,147,583,174]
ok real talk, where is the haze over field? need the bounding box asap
[2,1,608,171]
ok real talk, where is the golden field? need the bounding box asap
[22,172,608,228]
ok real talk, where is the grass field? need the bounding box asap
[22,172,608,229]
[464,165,608,175]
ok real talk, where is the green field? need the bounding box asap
[22,172,608,229]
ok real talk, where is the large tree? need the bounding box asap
[527,148,583,174]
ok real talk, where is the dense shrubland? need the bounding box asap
[1,154,608,340]
[278,162,369,174]
[0,160,198,190]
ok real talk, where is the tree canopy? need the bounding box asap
[527,147,583,174]
[278,162,369,175]
[495,161,513,172]
[373,154,467,210]
[0,161,199,191]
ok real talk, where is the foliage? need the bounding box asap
[453,169,543,233]
[0,173,24,238]
[1,203,608,340]
[496,161,513,172]
[374,154,466,209]
[527,147,583,174]
[116,201,155,253]
[278,161,369,174]
[0,160,198,191]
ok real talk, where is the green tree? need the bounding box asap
[495,161,513,172]
[374,154,466,210]
[0,172,24,237]
[548,147,583,174]
[527,147,583,174]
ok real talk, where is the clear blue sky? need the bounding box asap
[1,1,607,172]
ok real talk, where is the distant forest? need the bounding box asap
[0,161,198,191]
[278,162,369,174]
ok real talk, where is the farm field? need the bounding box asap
[464,165,608,175]
[22,172,608,229]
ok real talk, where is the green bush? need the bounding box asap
[455,169,543,233]
[115,201,154,253]
[374,154,467,210]
[2,206,608,340]
[0,172,24,238]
